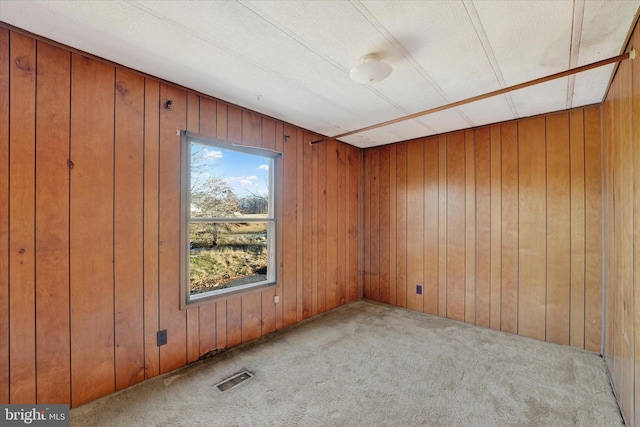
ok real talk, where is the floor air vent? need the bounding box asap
[216,371,253,392]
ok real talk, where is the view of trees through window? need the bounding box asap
[188,139,275,299]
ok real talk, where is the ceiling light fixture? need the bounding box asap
[349,53,392,84]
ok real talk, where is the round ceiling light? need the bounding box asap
[349,53,392,84]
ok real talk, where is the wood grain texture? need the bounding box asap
[9,32,37,404]
[227,105,242,144]
[388,145,397,306]
[302,132,314,318]
[423,138,438,315]
[325,140,339,310]
[337,143,348,306]
[143,79,161,379]
[545,112,570,345]
[186,93,200,365]
[633,29,640,427]
[226,297,242,347]
[1,29,363,407]
[114,68,145,390]
[584,105,602,354]
[241,292,262,343]
[34,41,71,404]
[0,27,9,405]
[158,84,187,374]
[378,146,391,305]
[501,122,518,334]
[396,143,408,308]
[407,140,424,312]
[612,55,634,423]
[361,107,600,350]
[438,137,447,316]
[69,53,115,406]
[465,131,476,324]
[348,145,361,302]
[446,133,465,322]
[517,116,547,341]
[475,128,491,328]
[282,124,298,327]
[569,109,585,349]
[296,130,305,320]
[490,125,502,330]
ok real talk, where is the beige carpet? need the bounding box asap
[70,301,624,426]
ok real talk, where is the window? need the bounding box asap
[181,132,278,305]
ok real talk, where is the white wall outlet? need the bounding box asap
[274,295,280,304]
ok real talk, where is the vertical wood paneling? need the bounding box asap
[186,93,200,365]
[242,111,261,146]
[296,129,304,320]
[241,292,262,343]
[396,143,408,308]
[143,79,160,379]
[158,84,187,374]
[389,145,397,306]
[69,53,115,406]
[9,32,36,404]
[227,105,242,144]
[364,150,376,301]
[302,133,314,318]
[0,28,9,404]
[584,106,602,354]
[465,131,476,324]
[501,122,518,334]
[545,112,570,345]
[348,146,361,302]
[446,133,465,322]
[423,138,438,315]
[34,41,71,404]
[438,137,447,316]
[114,68,145,390]
[475,128,491,328]
[261,288,276,336]
[326,140,339,310]
[337,143,348,306]
[618,55,634,424]
[274,122,285,331]
[604,92,615,365]
[362,107,601,352]
[316,139,328,312]
[569,109,585,349]
[226,297,242,347]
[406,140,424,312]
[633,30,640,427]
[379,146,391,305]
[197,91,217,356]
[282,125,298,327]
[199,98,217,139]
[216,301,227,349]
[518,116,547,341]
[1,29,362,408]
[490,125,502,330]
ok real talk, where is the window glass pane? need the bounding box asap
[189,221,269,295]
[190,143,272,218]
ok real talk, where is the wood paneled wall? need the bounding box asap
[363,107,603,351]
[0,28,362,407]
[602,18,640,427]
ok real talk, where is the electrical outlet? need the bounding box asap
[157,330,167,347]
[416,285,422,295]
[274,295,280,304]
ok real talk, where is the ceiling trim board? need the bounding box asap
[311,51,632,145]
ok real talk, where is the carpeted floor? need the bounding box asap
[70,300,624,426]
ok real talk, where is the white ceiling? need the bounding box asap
[1,1,639,148]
